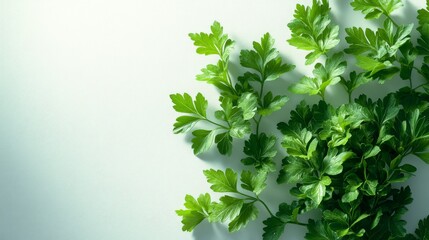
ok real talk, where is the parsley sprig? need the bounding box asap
[171,0,429,239]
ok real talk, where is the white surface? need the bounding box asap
[0,0,428,239]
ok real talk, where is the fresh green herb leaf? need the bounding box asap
[288,0,340,64]
[350,0,403,19]
[189,21,234,61]
[209,196,244,222]
[176,194,212,231]
[228,203,259,232]
[191,129,217,155]
[240,169,268,195]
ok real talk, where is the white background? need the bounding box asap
[1,0,428,239]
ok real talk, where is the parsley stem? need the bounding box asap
[413,83,428,91]
[236,192,275,217]
[256,196,275,217]
[289,221,308,227]
[256,115,263,136]
[226,72,238,95]
[348,92,352,104]
[385,14,399,27]
[413,66,424,76]
[204,119,228,129]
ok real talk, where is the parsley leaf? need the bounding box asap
[228,203,259,232]
[262,217,286,240]
[203,168,238,193]
[189,21,234,62]
[242,133,277,170]
[416,216,429,239]
[209,196,244,222]
[288,0,340,64]
[170,93,207,118]
[176,194,212,232]
[191,129,217,155]
[289,53,346,98]
[258,92,289,116]
[305,219,340,240]
[350,0,403,19]
[240,169,268,195]
[240,33,295,81]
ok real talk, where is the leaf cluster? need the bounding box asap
[172,0,429,239]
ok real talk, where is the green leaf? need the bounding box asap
[170,93,207,117]
[290,53,346,96]
[228,203,259,232]
[263,202,300,239]
[173,116,201,134]
[263,217,286,240]
[323,209,350,236]
[191,129,217,155]
[373,94,400,126]
[341,71,372,95]
[356,55,393,75]
[241,169,268,195]
[350,0,403,19]
[209,196,244,222]
[345,27,384,57]
[281,128,316,159]
[342,190,359,203]
[289,76,321,95]
[305,219,340,240]
[288,0,340,64]
[196,60,231,92]
[416,216,429,239]
[240,33,294,81]
[176,193,212,232]
[217,97,252,139]
[189,21,234,61]
[203,168,238,193]
[278,156,314,184]
[300,180,328,205]
[238,92,258,120]
[418,5,429,60]
[215,132,233,155]
[362,179,378,196]
[322,149,354,175]
[242,133,277,169]
[259,92,289,116]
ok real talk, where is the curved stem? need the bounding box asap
[385,14,399,27]
[226,72,238,95]
[413,83,428,91]
[256,196,275,217]
[256,116,263,136]
[204,119,229,129]
[289,221,308,227]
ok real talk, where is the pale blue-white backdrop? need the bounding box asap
[1,0,428,239]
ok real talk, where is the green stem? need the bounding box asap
[256,196,275,217]
[204,119,229,129]
[236,192,275,218]
[409,78,413,88]
[386,15,399,27]
[319,91,325,101]
[413,83,428,91]
[256,115,263,136]
[226,72,238,95]
[348,92,352,104]
[289,221,308,227]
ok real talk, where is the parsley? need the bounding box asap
[172,0,429,239]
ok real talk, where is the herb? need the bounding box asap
[172,0,429,239]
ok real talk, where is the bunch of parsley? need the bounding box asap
[171,0,429,239]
